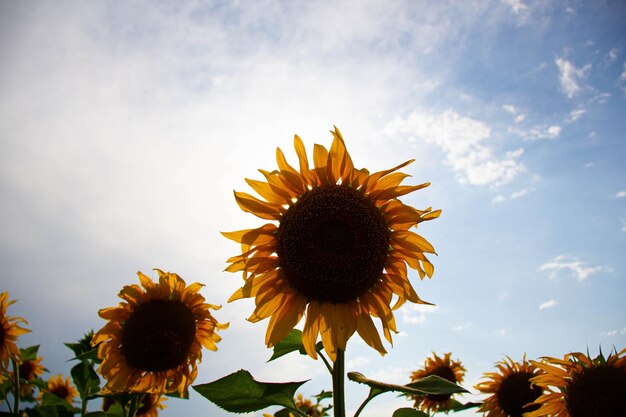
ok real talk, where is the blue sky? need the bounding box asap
[1,1,625,416]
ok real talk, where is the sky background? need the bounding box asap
[1,0,625,416]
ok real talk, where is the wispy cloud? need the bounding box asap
[566,107,586,123]
[615,190,626,198]
[539,255,611,281]
[492,188,531,203]
[452,322,473,332]
[401,304,438,325]
[538,300,558,310]
[502,104,526,123]
[604,327,626,337]
[555,57,591,98]
[510,125,562,141]
[385,110,526,186]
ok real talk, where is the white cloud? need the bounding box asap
[604,328,626,337]
[452,323,473,332]
[503,0,528,14]
[502,104,518,114]
[539,255,611,281]
[622,221,626,233]
[385,110,526,186]
[566,108,586,123]
[346,356,371,369]
[615,191,626,198]
[539,300,558,310]
[555,57,591,98]
[606,48,619,64]
[514,114,526,123]
[511,125,562,141]
[621,62,626,81]
[589,92,611,104]
[492,188,531,203]
[401,304,438,324]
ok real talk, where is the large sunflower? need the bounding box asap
[526,349,626,417]
[43,374,79,405]
[15,355,46,396]
[224,127,440,361]
[92,269,228,395]
[474,355,544,417]
[409,352,466,413]
[0,292,29,374]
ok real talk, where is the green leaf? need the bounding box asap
[448,399,481,411]
[20,345,40,361]
[25,405,75,417]
[268,329,323,362]
[0,412,20,417]
[392,408,429,417]
[65,331,100,363]
[405,375,469,395]
[313,390,333,401]
[273,408,293,417]
[268,329,306,361]
[193,369,308,413]
[71,360,101,399]
[40,393,78,412]
[348,372,468,396]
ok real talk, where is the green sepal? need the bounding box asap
[348,372,468,396]
[268,329,323,362]
[65,331,100,363]
[392,408,430,417]
[70,360,101,399]
[448,399,481,411]
[193,369,308,413]
[20,345,40,362]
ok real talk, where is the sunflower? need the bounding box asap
[103,394,167,417]
[409,352,466,414]
[474,355,544,417]
[526,348,626,417]
[43,374,79,404]
[224,127,440,361]
[0,292,30,374]
[92,269,228,395]
[14,355,46,396]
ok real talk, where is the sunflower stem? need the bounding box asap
[12,358,20,414]
[332,349,346,417]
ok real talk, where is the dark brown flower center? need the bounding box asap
[19,360,36,381]
[496,371,542,417]
[51,384,69,400]
[277,184,390,303]
[425,366,457,402]
[566,364,626,417]
[0,325,5,344]
[121,299,196,372]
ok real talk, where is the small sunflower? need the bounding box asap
[410,352,466,414]
[92,269,228,394]
[526,348,626,417]
[135,394,167,417]
[0,292,30,373]
[224,127,440,361]
[44,374,79,405]
[475,355,544,417]
[15,355,46,396]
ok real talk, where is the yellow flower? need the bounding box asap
[135,394,167,417]
[526,349,626,417]
[44,374,79,405]
[474,355,544,417]
[410,352,465,414]
[92,269,228,394]
[224,127,440,361]
[0,292,30,373]
[14,355,46,396]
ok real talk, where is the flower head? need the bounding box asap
[410,352,465,413]
[224,127,440,360]
[14,354,46,396]
[475,355,544,417]
[0,292,30,372]
[92,269,228,394]
[527,348,626,417]
[43,374,79,405]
